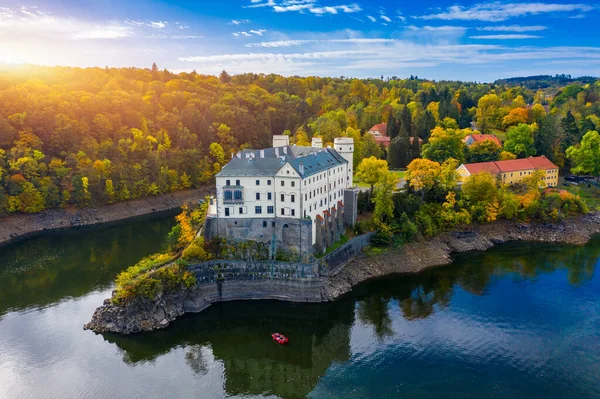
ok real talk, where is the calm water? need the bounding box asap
[0,218,599,399]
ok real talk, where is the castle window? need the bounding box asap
[267,180,272,185]
[267,206,274,214]
[239,207,243,214]
[225,208,230,217]
[281,181,285,187]
[291,195,295,203]
[268,192,272,200]
[256,192,260,200]
[263,221,267,228]
[256,179,260,186]
[281,208,285,215]
[281,193,285,202]
[234,190,243,200]
[226,180,231,186]
[291,181,295,187]
[255,206,262,214]
[224,191,233,200]
[236,179,240,186]
[291,209,295,216]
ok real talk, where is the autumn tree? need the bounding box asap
[421,126,467,163]
[466,139,502,163]
[356,157,389,195]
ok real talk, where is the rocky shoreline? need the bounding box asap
[0,187,211,248]
[84,212,600,335]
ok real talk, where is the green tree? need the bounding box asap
[504,124,536,158]
[466,139,501,163]
[373,172,397,225]
[566,130,600,183]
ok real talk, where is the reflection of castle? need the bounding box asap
[105,299,354,399]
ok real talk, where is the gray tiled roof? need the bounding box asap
[217,145,347,178]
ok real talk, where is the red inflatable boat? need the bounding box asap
[271,333,288,345]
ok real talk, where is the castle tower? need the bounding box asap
[334,137,354,187]
[273,135,290,148]
[311,137,323,148]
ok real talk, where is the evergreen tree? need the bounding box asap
[534,116,556,158]
[410,134,421,162]
[399,106,413,138]
[416,110,436,141]
[561,111,580,149]
[385,110,395,138]
[387,137,402,169]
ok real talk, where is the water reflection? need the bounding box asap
[0,213,176,316]
[106,300,354,399]
[102,236,600,399]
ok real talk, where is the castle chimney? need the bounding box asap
[283,146,288,155]
[275,147,280,157]
[299,162,305,176]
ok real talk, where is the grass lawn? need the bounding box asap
[490,129,507,142]
[560,178,600,210]
[391,170,406,180]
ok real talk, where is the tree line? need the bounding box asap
[0,64,599,215]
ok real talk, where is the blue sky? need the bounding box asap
[0,0,599,81]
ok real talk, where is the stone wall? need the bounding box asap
[204,216,314,256]
[188,232,373,284]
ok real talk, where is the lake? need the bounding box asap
[0,215,599,399]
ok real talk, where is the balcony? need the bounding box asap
[223,186,243,204]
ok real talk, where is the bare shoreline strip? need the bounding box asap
[0,187,211,248]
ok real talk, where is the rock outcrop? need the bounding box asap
[85,212,600,335]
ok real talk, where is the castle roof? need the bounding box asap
[463,134,502,146]
[217,145,347,178]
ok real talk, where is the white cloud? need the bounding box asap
[470,34,543,39]
[381,15,391,22]
[233,29,267,37]
[250,1,361,15]
[367,15,377,22]
[124,19,168,29]
[477,25,547,32]
[229,19,251,25]
[73,27,132,40]
[149,21,167,29]
[249,29,267,35]
[407,25,467,31]
[416,2,594,22]
[246,38,399,47]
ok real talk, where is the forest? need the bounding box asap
[0,64,599,216]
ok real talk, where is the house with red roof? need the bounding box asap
[457,156,559,187]
[368,123,387,137]
[367,123,422,148]
[463,134,502,148]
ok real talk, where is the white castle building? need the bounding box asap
[205,135,358,256]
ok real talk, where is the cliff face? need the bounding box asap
[85,213,600,335]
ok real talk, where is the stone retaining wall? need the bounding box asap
[187,232,374,284]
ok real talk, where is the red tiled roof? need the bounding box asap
[464,134,501,146]
[463,156,558,175]
[463,161,501,175]
[374,136,391,147]
[374,136,422,148]
[337,200,344,208]
[323,209,331,217]
[316,214,324,221]
[368,123,387,134]
[528,156,559,170]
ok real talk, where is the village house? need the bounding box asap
[457,156,559,187]
[463,133,502,148]
[205,135,358,257]
[367,123,423,148]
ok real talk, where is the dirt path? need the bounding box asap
[0,187,213,248]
